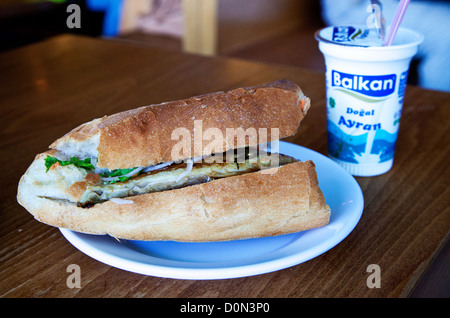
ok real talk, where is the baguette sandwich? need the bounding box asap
[17,80,330,242]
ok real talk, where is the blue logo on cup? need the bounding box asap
[332,70,396,98]
[332,26,370,43]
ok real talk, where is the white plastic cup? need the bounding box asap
[315,26,423,176]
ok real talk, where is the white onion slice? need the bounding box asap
[99,158,194,183]
[100,162,174,182]
[175,159,193,183]
[109,198,134,204]
[191,155,203,163]
[101,176,119,182]
[142,161,173,173]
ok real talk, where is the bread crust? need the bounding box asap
[50,80,310,169]
[17,160,330,242]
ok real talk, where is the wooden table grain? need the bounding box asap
[1,35,449,298]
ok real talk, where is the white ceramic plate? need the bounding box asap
[60,141,364,280]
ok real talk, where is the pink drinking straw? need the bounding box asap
[383,0,411,46]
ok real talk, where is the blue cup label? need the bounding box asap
[327,69,405,165]
[332,71,396,98]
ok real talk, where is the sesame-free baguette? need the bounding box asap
[17,80,330,242]
[50,80,310,169]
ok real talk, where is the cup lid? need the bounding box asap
[315,25,424,49]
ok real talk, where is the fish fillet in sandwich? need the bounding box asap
[17,80,330,242]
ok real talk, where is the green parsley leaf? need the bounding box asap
[44,156,95,172]
[69,157,95,170]
[107,168,135,178]
[100,167,142,184]
[45,156,59,172]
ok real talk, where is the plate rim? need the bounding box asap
[60,141,364,280]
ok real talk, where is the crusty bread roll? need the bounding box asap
[51,79,309,169]
[17,80,330,242]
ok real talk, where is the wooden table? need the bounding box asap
[1,35,449,299]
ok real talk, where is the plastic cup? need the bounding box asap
[315,26,423,176]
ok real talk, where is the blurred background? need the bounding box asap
[1,0,448,92]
